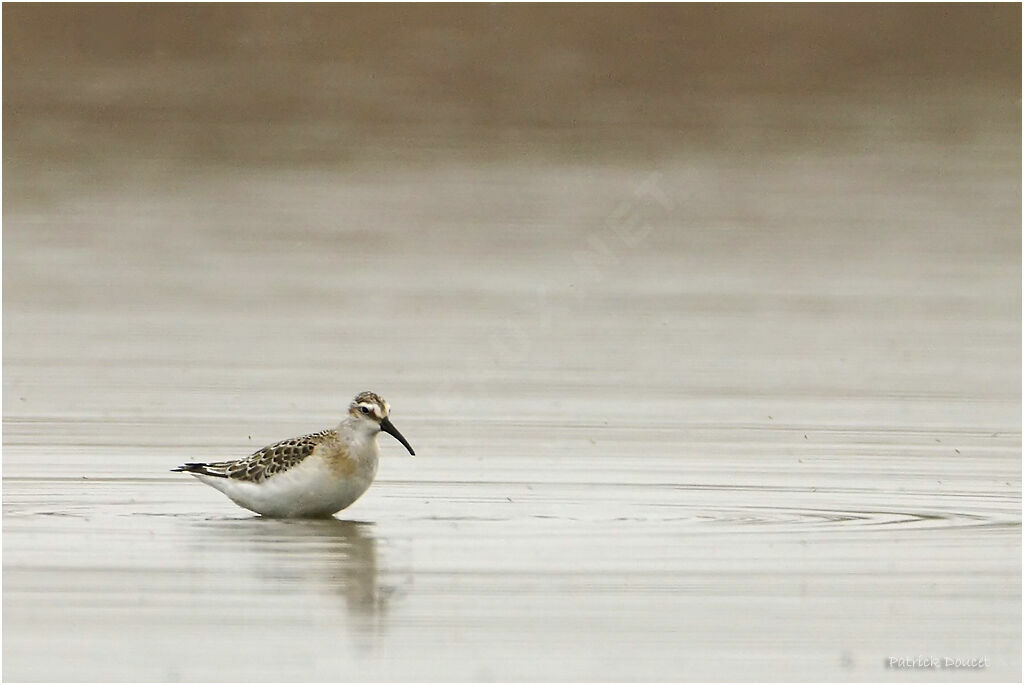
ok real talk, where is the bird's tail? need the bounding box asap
[171,462,220,476]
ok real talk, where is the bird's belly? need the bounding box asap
[205,456,377,518]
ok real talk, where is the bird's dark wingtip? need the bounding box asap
[171,462,208,474]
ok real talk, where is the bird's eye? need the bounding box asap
[359,406,371,415]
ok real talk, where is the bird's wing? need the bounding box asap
[176,429,334,482]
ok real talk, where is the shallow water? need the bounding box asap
[3,6,1022,681]
[4,152,1020,681]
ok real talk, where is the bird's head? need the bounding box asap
[348,391,415,455]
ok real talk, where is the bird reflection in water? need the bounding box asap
[191,517,408,645]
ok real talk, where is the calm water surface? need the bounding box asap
[5,152,1020,681]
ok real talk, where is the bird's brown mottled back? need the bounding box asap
[176,429,335,482]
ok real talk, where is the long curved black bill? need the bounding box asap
[380,417,415,456]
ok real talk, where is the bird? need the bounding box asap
[172,391,415,518]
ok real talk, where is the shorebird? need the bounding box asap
[172,391,415,518]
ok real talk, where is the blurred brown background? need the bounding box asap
[4,3,1020,177]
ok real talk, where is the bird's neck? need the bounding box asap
[336,417,380,454]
